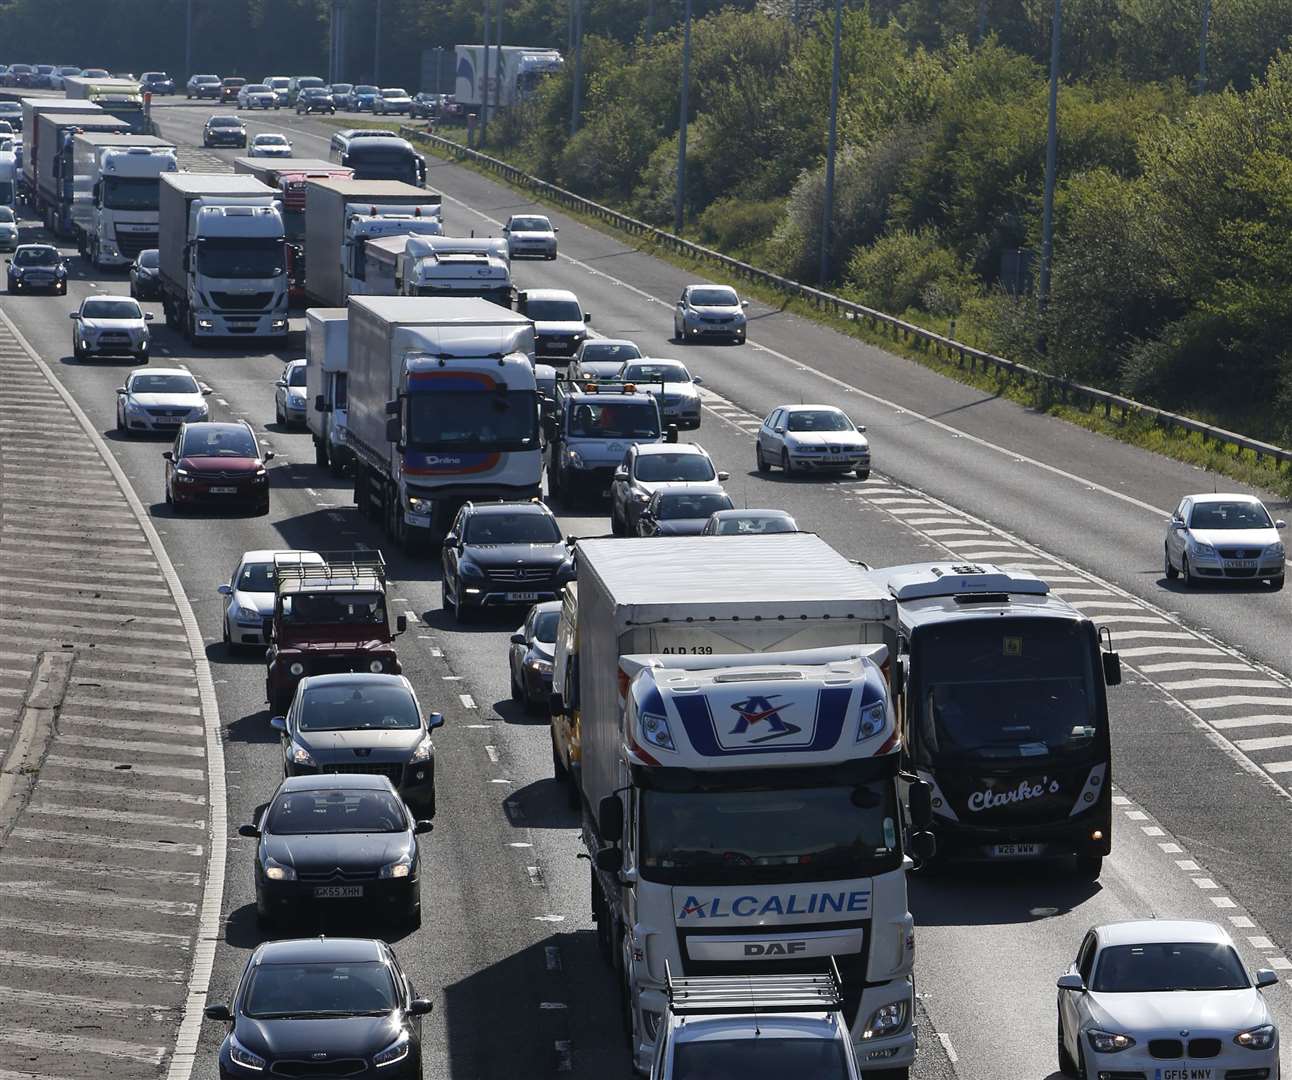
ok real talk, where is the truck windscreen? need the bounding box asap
[197,237,284,279]
[912,618,1100,767]
[639,780,899,885]
[103,176,158,211]
[407,388,538,451]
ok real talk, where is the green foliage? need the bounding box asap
[695,197,786,262]
[846,227,979,317]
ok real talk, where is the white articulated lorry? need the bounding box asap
[346,296,541,550]
[305,307,351,475]
[158,173,288,343]
[70,132,177,267]
[27,108,129,235]
[363,233,512,307]
[550,534,936,1077]
[454,45,564,109]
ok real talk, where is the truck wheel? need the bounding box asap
[550,728,567,780]
[313,437,328,468]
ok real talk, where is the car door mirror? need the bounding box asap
[270,715,287,732]
[1277,520,1287,530]
[717,471,730,481]
[1056,974,1085,992]
[203,1004,233,1022]
[773,426,785,435]
[692,375,703,385]
[426,712,444,730]
[218,584,232,596]
[408,997,435,1016]
[612,468,628,481]
[144,312,154,322]
[741,299,749,308]
[553,226,560,232]
[583,312,591,322]
[1255,968,1279,989]
[857,424,866,432]
[201,385,213,395]
[274,379,285,388]
[510,632,526,645]
[598,794,623,843]
[414,819,435,834]
[665,425,679,444]
[115,386,127,394]
[162,450,174,462]
[237,823,260,838]
[68,311,80,320]
[443,532,458,547]
[263,450,275,461]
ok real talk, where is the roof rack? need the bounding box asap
[273,550,387,591]
[886,563,1049,602]
[664,959,843,1016]
[572,379,661,396]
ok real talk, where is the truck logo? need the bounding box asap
[743,941,807,956]
[728,695,801,743]
[677,889,870,920]
[967,777,1061,812]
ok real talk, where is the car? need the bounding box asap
[610,442,728,536]
[0,101,22,130]
[372,87,412,115]
[508,601,560,712]
[32,64,56,88]
[618,358,703,430]
[296,86,336,114]
[673,282,748,344]
[204,937,433,1078]
[287,75,326,104]
[128,248,161,299]
[71,293,153,361]
[203,114,247,147]
[81,68,110,79]
[247,132,292,157]
[140,71,175,95]
[6,243,67,294]
[219,76,245,104]
[0,119,16,137]
[274,673,442,816]
[352,84,381,111]
[116,366,210,436]
[185,74,221,99]
[262,75,291,106]
[163,420,273,514]
[236,83,277,110]
[1165,492,1286,590]
[441,501,575,623]
[516,288,590,361]
[756,404,871,478]
[637,487,734,537]
[50,65,82,89]
[329,82,355,109]
[503,213,558,260]
[5,64,35,88]
[1056,920,1280,1080]
[218,548,323,647]
[0,207,17,253]
[409,91,440,118]
[240,773,432,928]
[273,358,308,425]
[700,508,799,535]
[571,338,641,374]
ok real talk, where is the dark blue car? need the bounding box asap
[6,244,67,295]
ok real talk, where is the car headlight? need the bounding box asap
[263,857,296,882]
[1267,542,1285,558]
[125,399,147,414]
[458,560,485,580]
[565,449,585,469]
[1086,1029,1135,1054]
[235,605,260,622]
[410,734,433,762]
[193,405,210,419]
[639,710,674,751]
[174,467,191,478]
[379,858,412,880]
[288,661,304,676]
[373,1034,409,1068]
[1188,539,1217,556]
[229,1033,267,1070]
[857,700,886,741]
[527,657,553,675]
[368,659,385,673]
[862,1000,908,1039]
[289,744,315,767]
[1235,1024,1276,1051]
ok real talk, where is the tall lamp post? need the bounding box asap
[673,0,692,234]
[818,0,843,284]
[1197,0,1211,94]
[570,0,583,135]
[1038,0,1060,310]
[373,0,383,85]
[185,0,193,78]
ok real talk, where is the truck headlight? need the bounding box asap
[198,319,214,330]
[565,450,585,469]
[639,710,674,751]
[407,496,431,514]
[288,661,305,676]
[857,701,887,741]
[862,1000,908,1039]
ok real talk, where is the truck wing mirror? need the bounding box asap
[314,394,330,412]
[598,795,623,843]
[386,417,401,443]
[1102,650,1122,687]
[908,779,934,829]
[262,617,274,641]
[396,614,407,633]
[385,399,400,415]
[595,846,623,873]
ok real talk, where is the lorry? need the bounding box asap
[328,134,426,186]
[0,149,16,209]
[454,45,564,109]
[70,132,177,267]
[549,533,932,1076]
[63,76,147,132]
[363,233,511,306]
[346,295,540,550]
[31,111,132,236]
[303,178,442,306]
[158,173,289,343]
[864,562,1122,879]
[306,307,351,475]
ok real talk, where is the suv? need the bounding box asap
[516,288,589,360]
[546,383,668,506]
[610,442,727,536]
[163,420,273,515]
[186,74,221,99]
[264,551,407,715]
[141,71,175,95]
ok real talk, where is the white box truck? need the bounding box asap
[26,106,128,234]
[346,296,540,550]
[454,45,564,108]
[70,132,177,267]
[364,233,511,307]
[306,307,351,475]
[63,76,147,132]
[550,534,934,1075]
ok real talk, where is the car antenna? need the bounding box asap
[746,974,760,1036]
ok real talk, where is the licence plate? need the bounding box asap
[506,592,540,602]
[991,843,1040,857]
[210,486,238,494]
[1160,1069,1212,1080]
[1224,559,1256,568]
[313,885,363,899]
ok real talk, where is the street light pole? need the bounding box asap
[818,0,843,284]
[673,0,692,234]
[1038,0,1061,309]
[493,0,503,114]
[1197,0,1211,94]
[481,0,491,143]
[373,0,382,85]
[185,0,193,78]
[570,0,583,135]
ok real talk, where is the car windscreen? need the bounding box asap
[689,287,738,306]
[1188,501,1273,529]
[286,365,306,386]
[255,136,288,145]
[81,299,140,320]
[464,512,561,545]
[406,388,538,451]
[302,88,329,97]
[14,248,58,266]
[222,78,245,87]
[715,514,795,535]
[580,343,640,365]
[137,250,159,268]
[622,362,689,384]
[237,561,275,592]
[297,682,420,732]
[245,85,270,93]
[532,610,560,643]
[244,961,397,1019]
[1091,943,1249,993]
[208,117,241,127]
[266,788,407,834]
[673,1037,850,1078]
[131,374,198,395]
[196,238,284,279]
[569,401,660,438]
[103,176,160,211]
[526,299,582,322]
[657,493,731,520]
[0,208,14,223]
[355,85,378,95]
[181,426,257,457]
[282,590,385,626]
[634,453,715,482]
[510,217,550,231]
[332,84,353,93]
[787,409,852,432]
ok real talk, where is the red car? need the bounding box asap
[220,77,246,104]
[164,420,273,514]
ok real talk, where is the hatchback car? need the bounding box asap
[218,549,323,647]
[141,71,175,95]
[236,83,277,110]
[757,404,871,479]
[274,358,308,425]
[1165,493,1286,589]
[373,87,412,115]
[248,132,292,157]
[219,76,246,103]
[263,76,291,106]
[674,283,748,344]
[700,508,799,536]
[186,74,222,99]
[116,367,210,436]
[70,294,152,360]
[0,206,17,253]
[274,673,442,817]
[610,442,728,536]
[296,86,336,114]
[203,115,247,147]
[6,64,35,88]
[352,84,381,111]
[204,937,432,1078]
[163,420,273,514]
[81,68,111,79]
[287,75,325,104]
[570,338,641,375]
[49,66,82,90]
[0,101,22,130]
[129,248,161,299]
[442,501,574,622]
[7,243,67,294]
[240,774,432,928]
[637,487,733,536]
[409,91,439,118]
[618,358,703,430]
[330,82,355,109]
[503,213,558,260]
[516,288,590,360]
[508,601,560,712]
[1057,920,1279,1080]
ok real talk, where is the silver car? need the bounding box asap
[618,358,703,430]
[237,84,278,110]
[218,549,323,647]
[116,367,211,436]
[248,132,293,157]
[503,213,558,260]
[673,283,748,344]
[0,207,17,253]
[700,508,799,535]
[70,294,152,361]
[610,442,728,536]
[1164,493,1286,589]
[756,404,870,479]
[274,359,308,426]
[517,288,590,360]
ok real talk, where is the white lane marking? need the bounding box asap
[1175,860,1200,871]
[429,646,443,657]
[1192,878,1218,889]
[8,828,202,858]
[1125,810,1149,821]
[0,853,201,886]
[44,754,205,780]
[539,1001,567,1009]
[490,778,512,784]
[1235,735,1292,752]
[56,732,205,758]
[1159,842,1184,854]
[1189,695,1292,710]
[1249,936,1276,949]
[1139,661,1258,674]
[1210,715,1292,730]
[1261,761,1292,774]
[1211,896,1239,908]
[508,842,533,848]
[1230,915,1257,928]
[485,745,500,764]
[1158,677,1283,692]
[1141,826,1165,837]
[460,693,476,709]
[0,948,180,981]
[26,803,204,830]
[0,878,198,914]
[936,1032,958,1064]
[0,1028,165,1066]
[61,714,204,738]
[0,915,190,949]
[532,914,565,922]
[0,984,179,1019]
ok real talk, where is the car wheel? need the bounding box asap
[1164,544,1178,580]
[115,406,124,433]
[222,616,231,647]
[275,399,283,424]
[856,468,870,480]
[1180,554,1193,588]
[1074,854,1103,880]
[313,438,328,468]
[1270,574,1285,592]
[1057,1016,1077,1077]
[755,444,770,473]
[440,577,454,616]
[781,450,793,475]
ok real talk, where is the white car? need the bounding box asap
[70,294,152,361]
[248,133,293,158]
[218,549,322,648]
[517,288,590,360]
[116,367,211,436]
[1165,493,1286,590]
[263,76,291,107]
[373,87,412,114]
[1057,920,1279,1080]
[756,403,870,479]
[673,283,748,344]
[503,213,558,260]
[700,508,799,535]
[238,84,278,110]
[0,206,17,253]
[273,359,308,426]
[618,358,703,430]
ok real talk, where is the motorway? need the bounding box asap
[1,98,1291,1079]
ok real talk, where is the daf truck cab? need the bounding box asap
[71,134,178,267]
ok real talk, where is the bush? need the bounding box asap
[695,198,785,262]
[845,227,979,316]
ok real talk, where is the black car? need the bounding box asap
[6,64,35,88]
[441,500,574,623]
[204,115,247,147]
[409,92,440,119]
[129,248,161,299]
[296,86,336,114]
[141,71,175,95]
[637,488,735,536]
[205,937,432,1079]
[240,774,432,928]
[6,243,67,294]
[187,74,221,99]
[508,601,560,712]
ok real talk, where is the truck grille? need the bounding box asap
[114,229,157,257]
[211,291,273,311]
[321,763,403,785]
